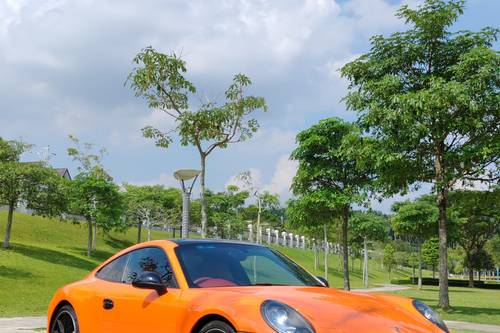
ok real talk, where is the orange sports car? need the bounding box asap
[47,239,449,333]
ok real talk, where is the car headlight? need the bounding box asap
[261,300,315,333]
[413,300,449,333]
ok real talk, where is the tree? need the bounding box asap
[449,188,499,287]
[206,185,249,239]
[383,243,397,282]
[68,168,123,256]
[487,235,500,274]
[290,118,376,290]
[127,47,267,238]
[422,238,440,278]
[341,0,499,308]
[390,200,438,288]
[468,249,495,282]
[349,211,388,287]
[123,184,181,243]
[67,136,123,256]
[408,253,419,279]
[0,138,67,248]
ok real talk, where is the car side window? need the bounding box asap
[123,247,178,288]
[96,254,129,282]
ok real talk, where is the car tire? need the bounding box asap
[199,320,236,333]
[50,304,80,333]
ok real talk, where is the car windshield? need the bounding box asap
[175,242,323,288]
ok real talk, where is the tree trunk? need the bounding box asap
[418,242,423,289]
[147,224,152,242]
[363,236,369,288]
[324,224,328,281]
[313,242,318,270]
[87,219,93,257]
[342,205,350,291]
[200,154,207,238]
[256,195,262,244]
[435,148,450,309]
[92,223,97,250]
[137,221,142,243]
[2,203,15,249]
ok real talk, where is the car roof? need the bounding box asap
[170,238,266,247]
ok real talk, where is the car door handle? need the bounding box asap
[103,298,114,310]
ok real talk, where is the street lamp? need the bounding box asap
[174,169,201,238]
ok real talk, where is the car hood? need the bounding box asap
[196,286,440,333]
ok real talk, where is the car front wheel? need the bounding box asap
[50,304,79,333]
[199,320,236,333]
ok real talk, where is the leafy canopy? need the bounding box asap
[127,46,267,153]
[341,0,499,192]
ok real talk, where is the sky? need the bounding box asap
[1,0,498,212]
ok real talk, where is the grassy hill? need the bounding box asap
[0,211,412,316]
[1,211,499,327]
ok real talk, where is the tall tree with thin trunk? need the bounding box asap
[449,188,499,287]
[0,138,67,248]
[287,196,337,283]
[390,200,438,289]
[349,211,388,288]
[67,136,123,256]
[290,118,376,291]
[127,47,267,238]
[341,0,499,308]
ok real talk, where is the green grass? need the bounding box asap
[389,286,500,325]
[0,211,172,317]
[1,211,499,328]
[275,246,417,289]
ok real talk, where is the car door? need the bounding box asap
[98,246,186,333]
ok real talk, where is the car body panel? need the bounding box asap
[47,240,444,333]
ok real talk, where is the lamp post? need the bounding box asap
[174,169,201,239]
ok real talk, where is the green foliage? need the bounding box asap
[383,243,397,275]
[422,237,440,268]
[206,186,249,238]
[390,199,439,241]
[67,135,107,173]
[487,235,500,267]
[341,0,499,193]
[467,248,495,272]
[449,188,499,273]
[0,138,67,248]
[68,168,123,232]
[127,46,267,237]
[342,0,499,306]
[291,118,375,207]
[122,184,182,240]
[349,210,388,246]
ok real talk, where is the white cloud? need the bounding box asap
[129,172,179,188]
[264,154,298,198]
[226,154,297,200]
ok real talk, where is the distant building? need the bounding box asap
[54,168,72,180]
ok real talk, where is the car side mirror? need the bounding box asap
[316,276,329,287]
[132,272,167,294]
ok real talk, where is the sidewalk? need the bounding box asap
[2,316,500,333]
[0,317,45,333]
[352,283,411,293]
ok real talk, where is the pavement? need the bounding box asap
[2,314,500,333]
[352,283,411,293]
[0,317,45,333]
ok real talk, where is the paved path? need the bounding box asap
[352,283,411,293]
[445,320,500,333]
[0,317,45,333]
[2,315,500,333]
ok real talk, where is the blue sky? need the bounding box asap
[1,0,498,212]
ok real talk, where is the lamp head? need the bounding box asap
[174,169,201,181]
